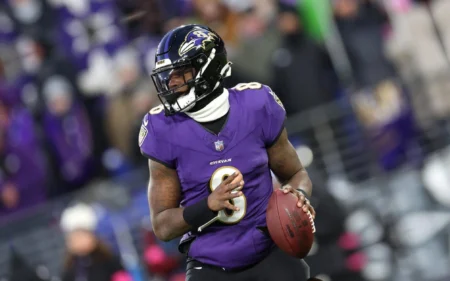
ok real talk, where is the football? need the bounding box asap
[266,189,315,259]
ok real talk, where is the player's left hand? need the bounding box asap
[282,185,316,219]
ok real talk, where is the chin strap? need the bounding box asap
[185,89,230,122]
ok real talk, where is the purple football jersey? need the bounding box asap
[139,83,286,269]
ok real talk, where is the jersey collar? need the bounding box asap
[185,89,230,122]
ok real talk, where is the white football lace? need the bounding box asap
[307,211,316,233]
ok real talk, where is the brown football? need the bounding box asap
[266,189,315,259]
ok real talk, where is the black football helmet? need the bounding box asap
[151,24,231,115]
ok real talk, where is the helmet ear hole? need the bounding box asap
[215,61,222,74]
[193,53,208,70]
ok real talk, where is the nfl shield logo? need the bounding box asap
[214,140,224,151]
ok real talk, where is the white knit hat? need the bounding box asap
[60,203,98,233]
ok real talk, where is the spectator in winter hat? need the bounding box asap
[60,203,131,281]
[5,0,55,35]
[42,75,94,195]
[105,47,146,158]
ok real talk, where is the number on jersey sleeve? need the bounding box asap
[233,82,262,91]
[149,104,164,115]
[233,83,284,110]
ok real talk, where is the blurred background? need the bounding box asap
[1,0,450,280]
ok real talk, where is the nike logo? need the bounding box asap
[143,118,148,126]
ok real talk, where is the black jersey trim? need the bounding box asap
[141,151,175,169]
[266,120,286,148]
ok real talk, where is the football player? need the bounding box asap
[139,24,316,281]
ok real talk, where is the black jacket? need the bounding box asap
[62,248,124,281]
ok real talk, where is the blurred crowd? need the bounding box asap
[1,0,450,280]
[0,0,398,214]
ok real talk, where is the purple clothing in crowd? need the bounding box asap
[55,0,127,70]
[370,107,417,171]
[0,83,48,216]
[43,103,93,187]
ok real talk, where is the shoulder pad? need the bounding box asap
[230,82,284,111]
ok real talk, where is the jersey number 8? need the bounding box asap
[234,82,262,91]
[210,166,247,224]
[150,104,164,115]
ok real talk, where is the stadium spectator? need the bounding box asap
[4,0,56,37]
[189,0,240,47]
[14,32,81,120]
[333,0,422,172]
[224,0,280,83]
[143,228,184,280]
[42,75,94,196]
[271,3,338,117]
[60,203,130,281]
[0,83,48,216]
[105,47,148,158]
[270,2,345,179]
[333,0,397,89]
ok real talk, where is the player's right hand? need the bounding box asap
[207,172,244,212]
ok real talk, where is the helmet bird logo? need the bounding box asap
[179,29,219,56]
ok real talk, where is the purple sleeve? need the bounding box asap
[261,85,286,147]
[139,113,176,169]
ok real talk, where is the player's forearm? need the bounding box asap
[268,129,313,197]
[152,208,192,242]
[284,168,312,197]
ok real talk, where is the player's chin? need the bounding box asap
[174,87,189,94]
